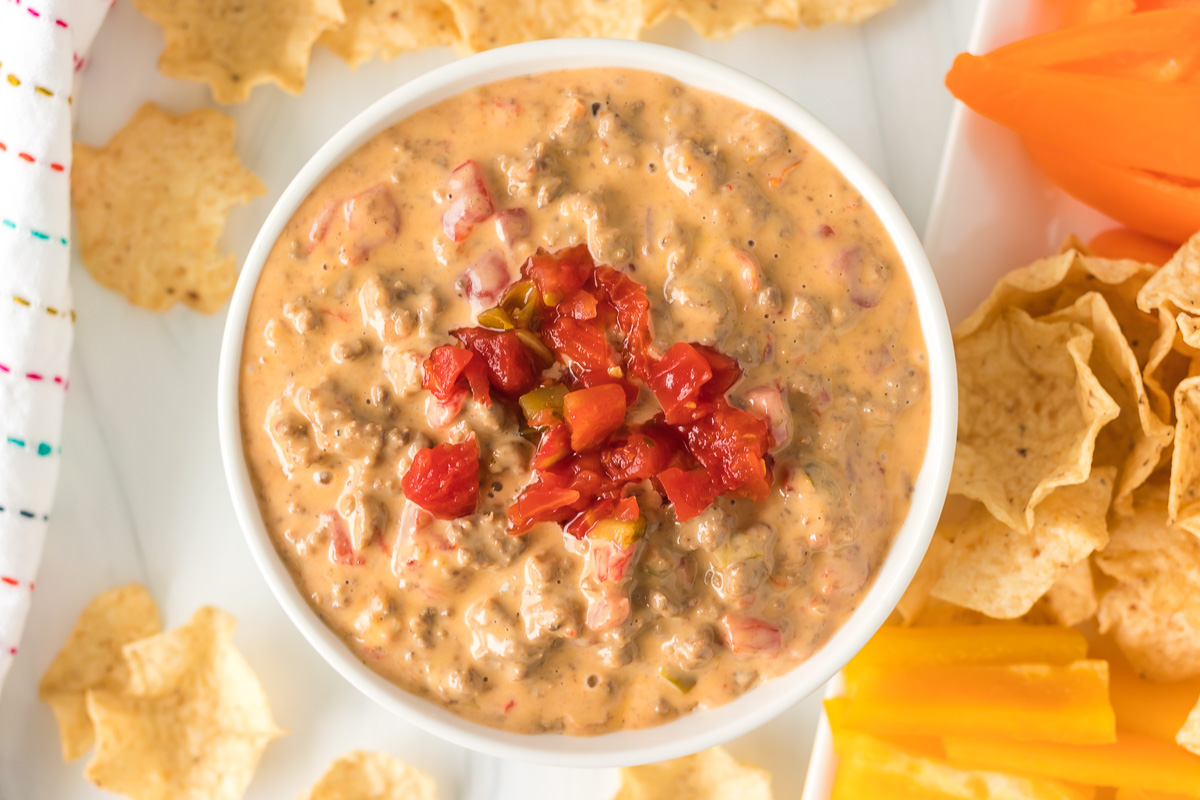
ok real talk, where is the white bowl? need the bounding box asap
[217,38,957,769]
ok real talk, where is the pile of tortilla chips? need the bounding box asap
[132,0,893,102]
[39,585,284,800]
[900,232,1200,745]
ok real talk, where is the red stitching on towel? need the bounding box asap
[0,362,68,389]
[0,576,32,590]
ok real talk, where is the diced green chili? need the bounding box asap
[476,307,516,330]
[519,385,569,424]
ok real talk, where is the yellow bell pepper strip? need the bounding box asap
[832,731,1095,800]
[1024,138,1200,244]
[843,661,1116,745]
[944,731,1200,796]
[945,11,1200,181]
[1108,654,1200,743]
[1116,788,1198,800]
[1087,228,1178,265]
[826,697,945,759]
[847,625,1088,671]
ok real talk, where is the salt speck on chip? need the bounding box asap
[72,104,265,313]
[951,307,1118,532]
[299,751,438,800]
[83,607,284,800]
[39,584,161,761]
[132,0,343,103]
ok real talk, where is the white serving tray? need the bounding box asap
[799,0,1123,794]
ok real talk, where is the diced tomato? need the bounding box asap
[564,384,628,451]
[525,244,594,299]
[507,484,581,534]
[532,424,572,471]
[458,249,512,312]
[542,312,619,373]
[453,327,541,396]
[426,388,467,430]
[572,369,640,405]
[694,345,742,398]
[494,208,530,246]
[614,496,640,522]
[558,289,599,320]
[658,467,722,522]
[720,613,781,655]
[442,160,494,242]
[591,540,636,584]
[601,424,682,482]
[566,494,620,538]
[681,400,773,501]
[647,342,714,424]
[744,383,791,449]
[592,265,652,360]
[423,345,491,406]
[401,438,480,519]
[322,510,364,566]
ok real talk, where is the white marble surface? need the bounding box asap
[0,1,979,796]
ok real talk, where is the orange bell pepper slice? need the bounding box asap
[825,697,945,759]
[832,731,1095,800]
[1087,228,1178,265]
[944,731,1200,796]
[1115,789,1197,800]
[847,625,1088,672]
[1057,0,1136,27]
[1024,138,1200,244]
[842,661,1116,745]
[945,11,1200,180]
[1108,657,1200,743]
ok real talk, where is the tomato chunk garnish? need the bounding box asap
[542,313,619,373]
[657,467,722,522]
[564,384,628,452]
[647,342,714,424]
[401,438,480,519]
[453,327,541,396]
[601,424,681,483]
[423,345,491,406]
[526,244,594,299]
[681,399,773,501]
[532,424,572,471]
[507,484,581,534]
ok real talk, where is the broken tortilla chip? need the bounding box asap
[443,0,645,52]
[84,607,284,800]
[1137,233,1200,317]
[952,307,1119,532]
[299,751,438,800]
[895,531,953,625]
[39,585,161,762]
[319,0,461,67]
[1043,293,1174,514]
[931,470,1113,619]
[131,0,343,103]
[1095,483,1200,682]
[72,104,265,313]
[614,747,772,800]
[1169,376,1200,537]
[1038,560,1099,627]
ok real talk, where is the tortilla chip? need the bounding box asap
[1095,483,1200,682]
[72,104,265,313]
[1037,559,1099,627]
[38,585,161,762]
[952,307,1119,532]
[84,607,284,800]
[643,0,801,36]
[955,250,1158,359]
[1144,305,1198,421]
[132,0,342,103]
[1043,293,1174,513]
[931,470,1113,619]
[1169,376,1200,537]
[443,0,645,52]
[614,747,772,800]
[319,0,461,66]
[1137,232,1200,316]
[299,751,438,800]
[1179,697,1200,757]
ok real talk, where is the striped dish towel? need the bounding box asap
[0,0,108,695]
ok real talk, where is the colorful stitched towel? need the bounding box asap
[0,0,108,695]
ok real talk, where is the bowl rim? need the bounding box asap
[217,37,957,769]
